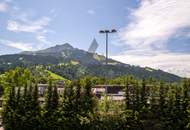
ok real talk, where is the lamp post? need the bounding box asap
[99,29,117,65]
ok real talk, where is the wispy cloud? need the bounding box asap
[8,42,33,51]
[115,0,190,77]
[7,17,51,33]
[112,51,190,77]
[36,35,50,44]
[120,0,190,50]
[3,1,55,50]
[0,2,8,12]
[0,39,33,51]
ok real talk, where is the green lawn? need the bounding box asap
[46,70,66,80]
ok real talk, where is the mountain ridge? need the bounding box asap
[0,43,181,82]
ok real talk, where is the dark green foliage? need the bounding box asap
[125,78,130,109]
[2,68,41,130]
[59,83,79,129]
[43,80,59,129]
[80,77,95,114]
[1,68,190,130]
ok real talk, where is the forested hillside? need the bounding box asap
[0,43,181,82]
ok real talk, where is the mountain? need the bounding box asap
[21,43,117,65]
[0,43,181,82]
[21,43,74,57]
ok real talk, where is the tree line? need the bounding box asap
[0,68,190,130]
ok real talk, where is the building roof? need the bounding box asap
[94,85,125,88]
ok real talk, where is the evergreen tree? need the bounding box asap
[125,77,130,110]
[81,77,95,115]
[2,68,22,130]
[139,78,148,120]
[140,79,146,108]
[31,83,41,129]
[2,84,16,130]
[1,68,190,130]
[14,86,22,130]
[43,79,56,129]
[149,82,157,118]
[60,82,80,129]
[168,85,185,130]
[50,84,60,129]
[44,80,53,113]
[180,79,189,129]
[74,80,82,114]
[134,81,140,112]
[52,85,59,112]
[159,82,165,118]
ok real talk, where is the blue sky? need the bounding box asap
[0,0,190,77]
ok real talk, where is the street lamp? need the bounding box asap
[99,29,117,65]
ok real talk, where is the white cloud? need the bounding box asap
[120,0,190,49]
[112,51,190,77]
[7,17,51,33]
[115,0,190,77]
[0,39,33,51]
[0,2,8,12]
[87,10,95,15]
[8,42,33,51]
[6,4,54,46]
[1,0,54,52]
[36,35,51,45]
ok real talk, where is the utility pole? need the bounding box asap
[99,29,117,65]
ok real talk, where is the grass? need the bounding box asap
[93,54,105,61]
[46,70,66,80]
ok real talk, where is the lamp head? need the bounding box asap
[99,30,105,33]
[105,30,110,33]
[111,29,117,33]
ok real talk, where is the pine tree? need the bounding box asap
[135,81,140,112]
[81,77,94,115]
[180,79,189,129]
[2,69,20,130]
[159,82,165,118]
[60,82,79,129]
[158,82,172,129]
[14,86,22,130]
[2,84,16,130]
[167,85,186,130]
[149,82,159,121]
[141,79,146,108]
[31,83,41,129]
[43,79,54,129]
[165,84,175,129]
[125,77,130,110]
[44,80,53,112]
[52,85,59,112]
[139,78,148,121]
[73,80,82,115]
